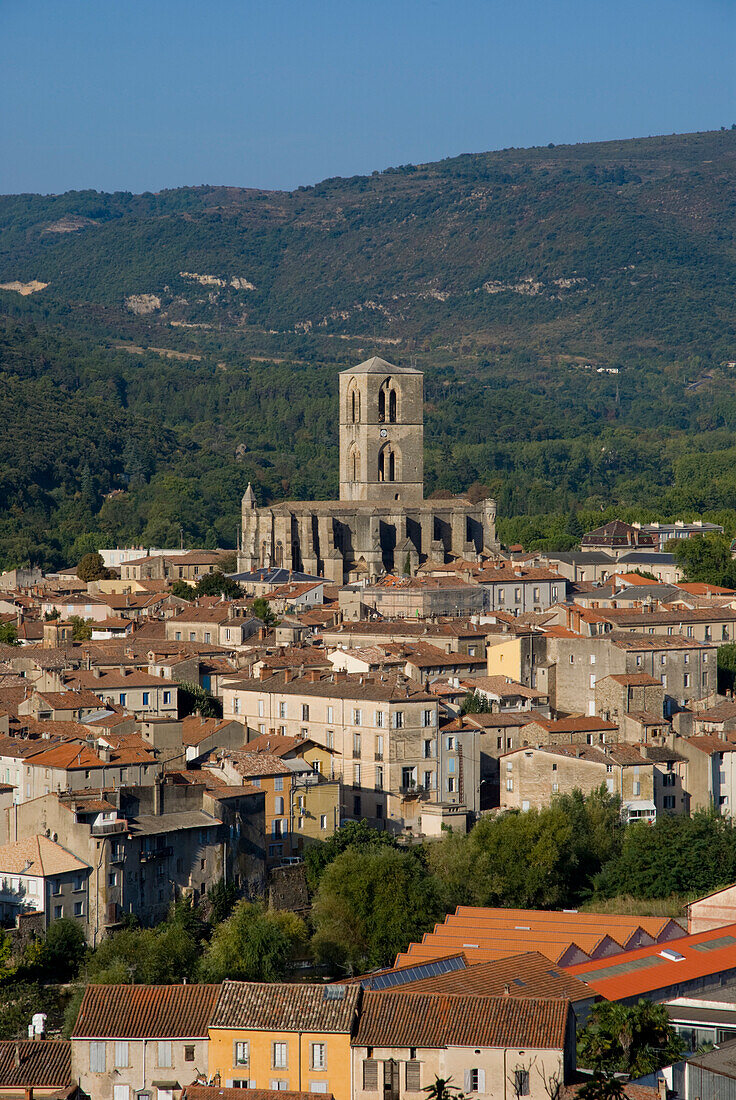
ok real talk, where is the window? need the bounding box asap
[447,776,456,793]
[506,778,513,791]
[424,739,433,758]
[273,1042,288,1069]
[662,675,667,689]
[684,674,691,688]
[447,757,455,774]
[446,736,457,750]
[119,693,126,706]
[54,905,62,919]
[320,814,327,830]
[272,819,285,837]
[514,587,521,603]
[353,732,362,757]
[90,1041,106,1073]
[422,709,434,727]
[406,1061,421,1091]
[552,782,559,792]
[327,706,334,724]
[353,708,362,725]
[363,1060,379,1090]
[163,691,171,705]
[633,781,641,796]
[270,1082,289,1092]
[309,1084,328,1094]
[142,692,150,706]
[274,776,283,791]
[115,1041,129,1068]
[156,1041,172,1068]
[424,770,433,790]
[402,766,416,789]
[279,702,287,719]
[687,626,694,638]
[394,711,405,729]
[274,796,284,815]
[376,734,384,759]
[311,1043,326,1069]
[113,1088,129,1100]
[514,1070,530,1097]
[74,901,84,917]
[376,766,383,790]
[636,655,643,667]
[235,1041,249,1065]
[108,872,118,887]
[175,631,182,641]
[663,795,676,809]
[703,671,709,686]
[465,1070,486,1093]
[302,704,310,721]
[258,699,265,717]
[684,653,690,665]
[185,1045,195,1062]
[552,586,558,600]
[354,763,361,785]
[233,697,241,715]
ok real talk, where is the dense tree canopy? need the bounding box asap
[578,1000,684,1076]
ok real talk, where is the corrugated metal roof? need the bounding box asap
[211,982,361,1033]
[354,991,570,1049]
[72,983,220,1038]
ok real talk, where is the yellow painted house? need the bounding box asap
[208,981,361,1100]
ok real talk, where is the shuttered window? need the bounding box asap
[406,1061,421,1091]
[363,1060,378,1090]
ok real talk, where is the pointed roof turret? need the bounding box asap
[242,483,256,506]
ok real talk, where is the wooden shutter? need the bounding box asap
[477,1070,486,1094]
[464,1071,472,1093]
[406,1061,421,1091]
[363,1060,378,1090]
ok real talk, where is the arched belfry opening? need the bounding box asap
[378,378,398,423]
[350,445,361,482]
[378,442,399,482]
[348,380,360,424]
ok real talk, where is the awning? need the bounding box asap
[625,799,656,812]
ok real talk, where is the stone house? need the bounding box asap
[352,991,575,1100]
[500,743,658,821]
[219,671,453,832]
[72,983,220,1100]
[679,736,736,815]
[67,668,179,718]
[0,834,89,929]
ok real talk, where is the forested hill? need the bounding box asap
[3,129,736,570]
[2,128,736,359]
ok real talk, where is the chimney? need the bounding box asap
[310,670,319,683]
[503,983,510,996]
[153,774,162,816]
[92,667,101,679]
[14,1043,20,1068]
[284,670,292,685]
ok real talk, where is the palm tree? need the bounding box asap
[422,1077,465,1100]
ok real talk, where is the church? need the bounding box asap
[237,356,499,584]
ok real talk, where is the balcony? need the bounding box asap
[91,819,127,836]
[139,845,173,863]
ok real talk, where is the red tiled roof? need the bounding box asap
[72,983,220,1038]
[211,982,361,1032]
[0,1039,71,1088]
[186,1091,333,1100]
[354,990,570,1049]
[391,951,591,1002]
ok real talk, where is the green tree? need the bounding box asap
[577,1000,684,1077]
[194,571,242,598]
[717,643,736,693]
[171,580,194,600]
[667,534,736,588]
[39,918,87,981]
[252,597,277,627]
[206,879,238,925]
[68,616,93,641]
[304,820,399,891]
[311,846,443,973]
[76,552,107,582]
[200,901,307,982]
[0,624,19,646]
[428,789,622,910]
[177,680,222,718]
[459,690,492,715]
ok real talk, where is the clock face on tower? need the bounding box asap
[380,428,388,438]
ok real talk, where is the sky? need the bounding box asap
[1,0,734,195]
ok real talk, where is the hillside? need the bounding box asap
[2,129,736,360]
[2,129,736,569]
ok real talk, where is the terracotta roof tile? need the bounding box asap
[0,1039,70,1088]
[388,951,591,1003]
[354,991,570,1049]
[0,834,87,876]
[186,1091,333,1100]
[72,984,220,1038]
[211,982,361,1032]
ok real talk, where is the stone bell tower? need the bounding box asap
[339,356,424,505]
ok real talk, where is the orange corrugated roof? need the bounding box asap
[564,923,736,999]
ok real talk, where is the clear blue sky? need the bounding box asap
[1,0,734,195]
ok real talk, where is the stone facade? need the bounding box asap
[237,357,499,583]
